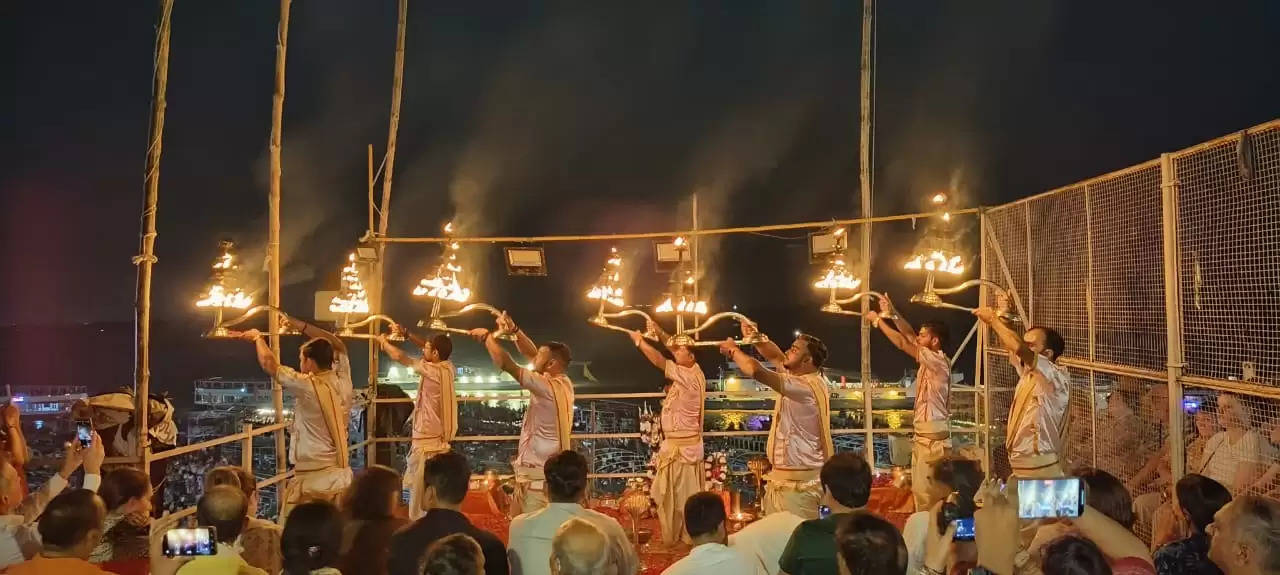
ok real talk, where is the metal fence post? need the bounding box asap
[1084,185,1098,466]
[977,210,993,475]
[1024,203,1034,324]
[242,423,254,471]
[1160,152,1187,481]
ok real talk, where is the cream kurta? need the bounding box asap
[660,360,705,461]
[278,352,353,470]
[770,372,829,470]
[515,368,574,469]
[410,359,455,449]
[913,347,951,434]
[1006,354,1072,471]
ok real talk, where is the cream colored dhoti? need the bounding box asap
[405,440,450,519]
[911,434,952,510]
[281,466,352,524]
[650,435,703,545]
[511,464,549,517]
[762,468,822,519]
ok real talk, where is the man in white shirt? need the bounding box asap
[722,327,834,518]
[550,518,609,575]
[867,294,952,510]
[379,328,457,519]
[508,450,638,575]
[661,492,752,575]
[0,432,104,569]
[472,314,575,516]
[628,319,705,546]
[729,510,804,575]
[973,307,1070,478]
[236,317,353,520]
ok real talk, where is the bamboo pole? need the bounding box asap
[1160,152,1186,481]
[267,0,293,486]
[132,0,175,472]
[858,0,875,468]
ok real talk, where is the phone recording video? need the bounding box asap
[952,516,976,541]
[75,419,93,447]
[162,527,217,557]
[1017,477,1085,519]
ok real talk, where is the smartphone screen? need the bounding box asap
[1017,477,1085,519]
[818,505,831,519]
[952,516,976,541]
[75,420,93,447]
[162,527,217,557]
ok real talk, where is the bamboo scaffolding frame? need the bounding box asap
[267,0,292,491]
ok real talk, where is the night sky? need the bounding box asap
[4,1,1279,397]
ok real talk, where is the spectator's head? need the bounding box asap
[1025,326,1065,362]
[821,452,872,512]
[422,533,485,575]
[550,518,610,575]
[343,464,403,520]
[197,485,249,545]
[299,337,336,372]
[282,501,344,575]
[917,321,950,352]
[100,467,153,516]
[1195,405,1222,439]
[545,450,589,504]
[535,342,573,374]
[1147,383,1170,425]
[426,334,454,363]
[0,460,24,514]
[1208,496,1280,575]
[206,466,259,517]
[1073,467,1134,530]
[422,451,471,511]
[834,511,908,575]
[1174,474,1232,534]
[1041,535,1112,575]
[684,491,728,544]
[1109,378,1142,417]
[785,333,828,372]
[1217,394,1252,431]
[38,489,107,559]
[925,457,985,516]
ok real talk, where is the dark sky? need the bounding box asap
[4,1,1279,390]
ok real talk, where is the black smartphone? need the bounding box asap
[162,527,218,557]
[953,516,976,541]
[75,419,93,447]
[1017,477,1086,519]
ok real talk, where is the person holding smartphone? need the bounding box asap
[0,434,104,570]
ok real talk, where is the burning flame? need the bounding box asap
[931,193,948,205]
[587,285,625,307]
[656,297,708,315]
[413,223,472,302]
[329,253,370,315]
[673,236,687,248]
[904,251,965,275]
[195,241,253,309]
[587,247,626,307]
[814,259,862,290]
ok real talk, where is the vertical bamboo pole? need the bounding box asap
[367,144,376,237]
[133,0,176,471]
[1160,153,1186,480]
[366,143,379,466]
[858,0,875,467]
[267,0,293,488]
[372,0,409,467]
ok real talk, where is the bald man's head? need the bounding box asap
[551,518,611,575]
[197,485,249,544]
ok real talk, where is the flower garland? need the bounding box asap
[638,403,664,448]
[704,451,729,490]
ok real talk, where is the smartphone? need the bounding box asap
[818,505,831,519]
[952,516,976,541]
[75,419,93,447]
[162,527,217,557]
[401,488,412,505]
[1017,477,1086,519]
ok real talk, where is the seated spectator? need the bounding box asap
[901,457,983,575]
[1133,404,1219,542]
[778,452,872,575]
[1197,394,1266,495]
[6,489,112,575]
[388,451,507,575]
[549,518,609,575]
[661,492,751,574]
[833,511,908,575]
[90,466,153,562]
[282,500,344,575]
[339,465,409,575]
[424,534,486,575]
[1096,380,1153,480]
[176,485,267,575]
[0,433,103,569]
[1206,496,1280,575]
[729,504,803,575]
[508,450,636,575]
[1042,535,1113,575]
[1027,468,1151,572]
[205,466,281,574]
[1153,474,1232,575]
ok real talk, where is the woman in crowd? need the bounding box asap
[91,467,153,562]
[1042,535,1114,575]
[422,534,486,575]
[1023,468,1151,575]
[284,500,345,575]
[1096,381,1152,479]
[901,457,983,575]
[1152,474,1232,575]
[1194,394,1266,495]
[338,465,409,575]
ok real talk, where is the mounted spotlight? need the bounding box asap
[808,225,847,263]
[505,246,546,276]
